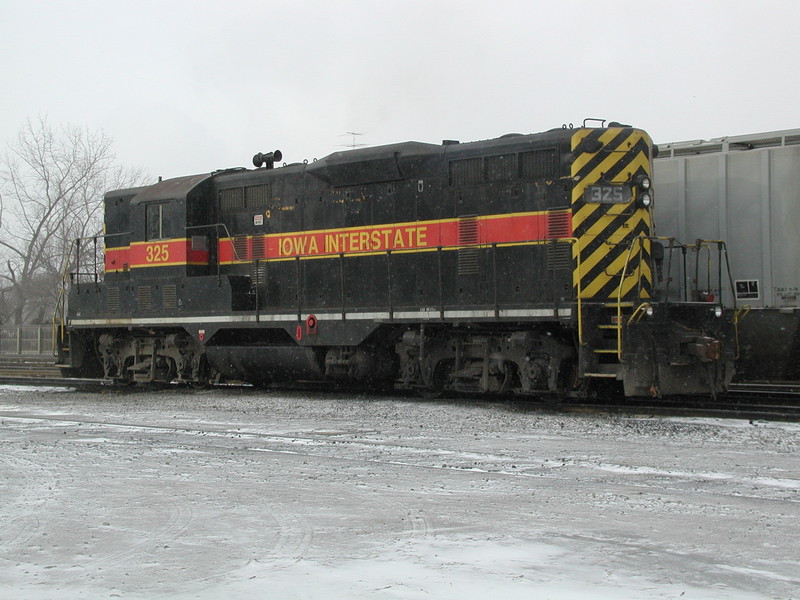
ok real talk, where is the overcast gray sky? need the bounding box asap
[2,0,798,180]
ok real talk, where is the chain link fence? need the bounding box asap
[0,326,54,356]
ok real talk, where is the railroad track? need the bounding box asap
[1,367,798,421]
[0,358,105,390]
[0,358,61,379]
[728,381,800,396]
[557,395,800,422]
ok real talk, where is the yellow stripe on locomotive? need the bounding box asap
[570,127,655,300]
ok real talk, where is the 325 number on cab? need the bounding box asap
[145,244,170,263]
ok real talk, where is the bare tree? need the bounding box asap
[0,117,147,324]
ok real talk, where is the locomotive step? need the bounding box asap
[583,364,620,378]
[583,372,618,378]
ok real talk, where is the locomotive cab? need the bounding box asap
[128,174,214,279]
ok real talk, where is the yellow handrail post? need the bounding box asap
[614,234,645,359]
[565,237,583,345]
[51,238,78,357]
[733,305,751,359]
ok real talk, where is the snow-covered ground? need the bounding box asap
[0,385,798,599]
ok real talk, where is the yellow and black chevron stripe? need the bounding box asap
[571,127,653,300]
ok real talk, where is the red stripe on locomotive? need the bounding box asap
[218,211,570,263]
[106,239,209,271]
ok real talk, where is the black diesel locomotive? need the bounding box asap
[57,123,738,398]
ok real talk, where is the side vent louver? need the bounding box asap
[457,216,480,275]
[250,261,268,285]
[546,210,571,238]
[232,236,248,261]
[546,210,572,270]
[137,286,152,311]
[251,236,266,259]
[163,284,177,309]
[107,287,120,312]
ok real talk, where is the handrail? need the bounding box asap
[733,305,752,359]
[235,235,583,339]
[51,230,135,355]
[564,237,584,345]
[693,241,713,297]
[52,232,126,353]
[693,238,737,311]
[52,237,81,354]
[613,233,647,358]
[609,235,737,360]
[185,223,239,281]
[628,302,652,325]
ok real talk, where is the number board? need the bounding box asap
[583,185,632,204]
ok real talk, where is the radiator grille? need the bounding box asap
[219,187,245,211]
[219,185,272,211]
[246,184,271,208]
[449,158,483,186]
[450,147,559,186]
[519,148,558,179]
[485,154,516,182]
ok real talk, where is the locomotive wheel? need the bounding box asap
[418,361,448,399]
[248,376,273,389]
[418,386,443,400]
[59,367,85,379]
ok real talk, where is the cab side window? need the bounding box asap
[146,203,168,240]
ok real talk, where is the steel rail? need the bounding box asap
[1,373,798,422]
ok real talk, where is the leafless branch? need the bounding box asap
[0,116,148,324]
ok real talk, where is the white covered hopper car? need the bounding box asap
[654,130,800,381]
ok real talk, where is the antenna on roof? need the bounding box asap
[338,131,368,149]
